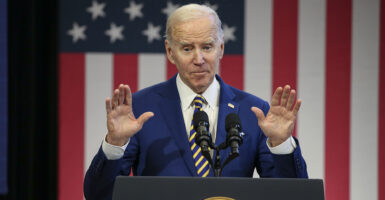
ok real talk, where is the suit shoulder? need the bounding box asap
[228,85,268,105]
[132,81,167,99]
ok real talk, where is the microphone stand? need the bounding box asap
[207,142,239,177]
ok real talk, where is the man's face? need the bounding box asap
[165,16,224,94]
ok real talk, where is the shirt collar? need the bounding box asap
[176,73,220,111]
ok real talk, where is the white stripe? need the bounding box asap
[244,0,272,101]
[297,0,326,180]
[138,53,166,90]
[350,0,380,199]
[85,53,113,172]
[244,0,272,178]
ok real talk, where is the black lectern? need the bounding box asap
[112,176,324,200]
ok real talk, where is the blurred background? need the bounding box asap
[0,0,384,199]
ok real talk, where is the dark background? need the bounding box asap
[0,0,58,199]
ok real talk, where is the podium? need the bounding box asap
[112,176,324,200]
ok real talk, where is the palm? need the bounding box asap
[251,85,301,146]
[107,105,141,139]
[105,85,154,146]
[260,105,295,139]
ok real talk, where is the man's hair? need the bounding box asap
[165,4,224,44]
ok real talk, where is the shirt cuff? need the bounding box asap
[101,136,130,160]
[267,136,297,155]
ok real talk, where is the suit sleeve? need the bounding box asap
[255,101,308,178]
[83,135,139,200]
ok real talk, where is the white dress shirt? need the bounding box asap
[176,74,220,142]
[102,74,296,160]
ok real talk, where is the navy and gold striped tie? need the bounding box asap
[189,95,210,177]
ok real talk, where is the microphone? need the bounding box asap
[225,113,243,156]
[193,111,212,160]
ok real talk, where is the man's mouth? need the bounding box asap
[192,71,208,75]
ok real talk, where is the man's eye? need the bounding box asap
[183,47,191,52]
[203,46,212,50]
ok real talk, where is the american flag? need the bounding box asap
[58,0,385,199]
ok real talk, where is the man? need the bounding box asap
[84,4,308,199]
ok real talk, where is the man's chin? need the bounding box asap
[190,81,211,93]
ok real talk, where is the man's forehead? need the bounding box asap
[177,38,216,45]
[171,16,219,43]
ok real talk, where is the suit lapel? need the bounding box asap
[215,76,240,163]
[156,75,240,176]
[157,76,196,176]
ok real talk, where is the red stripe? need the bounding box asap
[219,55,244,90]
[325,0,352,199]
[114,54,138,176]
[167,59,178,79]
[114,54,138,92]
[58,53,85,200]
[379,0,385,199]
[272,0,298,136]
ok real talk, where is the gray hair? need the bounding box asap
[165,4,224,44]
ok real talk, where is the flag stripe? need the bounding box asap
[85,53,113,174]
[379,0,385,199]
[272,0,299,137]
[220,55,244,90]
[350,0,380,199]
[297,0,326,179]
[325,0,352,199]
[244,0,272,101]
[58,53,85,200]
[272,0,298,90]
[114,54,138,92]
[138,54,166,90]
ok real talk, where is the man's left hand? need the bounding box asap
[251,85,301,147]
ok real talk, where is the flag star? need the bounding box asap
[203,2,218,11]
[67,22,87,43]
[162,1,180,17]
[124,1,144,21]
[86,1,106,21]
[223,24,236,43]
[142,22,162,43]
[105,23,124,43]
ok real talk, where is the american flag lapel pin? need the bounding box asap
[228,103,234,109]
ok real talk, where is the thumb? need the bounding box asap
[251,107,265,123]
[137,112,154,126]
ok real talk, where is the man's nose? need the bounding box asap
[193,49,204,65]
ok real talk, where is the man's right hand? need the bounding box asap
[105,84,154,146]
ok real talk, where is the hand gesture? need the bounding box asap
[251,85,301,147]
[105,84,154,146]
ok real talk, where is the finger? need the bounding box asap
[118,84,124,105]
[280,85,291,107]
[112,89,119,109]
[124,85,133,109]
[137,112,154,126]
[271,87,283,106]
[105,98,112,114]
[286,89,296,110]
[251,107,265,123]
[292,99,302,116]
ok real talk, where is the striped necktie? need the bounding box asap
[189,95,210,177]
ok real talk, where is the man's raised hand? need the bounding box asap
[105,84,154,146]
[251,85,301,147]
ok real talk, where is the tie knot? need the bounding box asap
[193,95,205,110]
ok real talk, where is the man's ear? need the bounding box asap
[219,39,224,59]
[165,40,175,64]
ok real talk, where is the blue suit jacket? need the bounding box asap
[84,75,308,199]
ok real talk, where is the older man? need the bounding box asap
[84,4,308,199]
